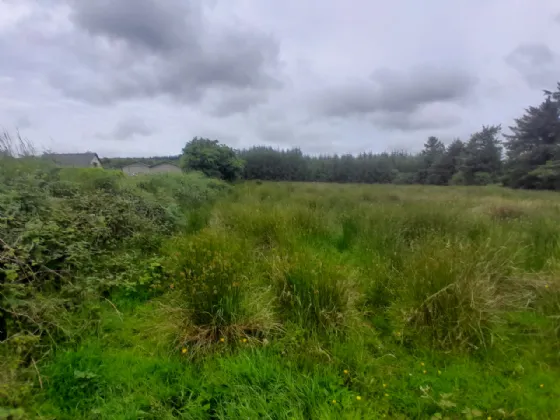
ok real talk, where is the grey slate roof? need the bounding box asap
[121,162,180,169]
[122,162,150,167]
[150,162,180,168]
[43,153,99,167]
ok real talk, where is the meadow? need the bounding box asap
[2,172,560,418]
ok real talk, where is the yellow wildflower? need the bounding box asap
[420,362,425,367]
[242,338,248,343]
[181,348,187,354]
[423,370,427,374]
[384,393,389,397]
[220,337,225,343]
[437,370,442,375]
[332,399,337,404]
[343,369,349,375]
[356,396,362,401]
[540,384,544,388]
[383,383,387,388]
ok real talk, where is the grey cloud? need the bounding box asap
[97,117,155,141]
[313,67,474,130]
[506,44,555,66]
[3,0,560,158]
[15,116,33,129]
[34,0,283,111]
[505,43,560,89]
[254,120,332,153]
[316,67,475,117]
[371,111,461,131]
[71,0,195,52]
[256,123,296,145]
[206,89,269,117]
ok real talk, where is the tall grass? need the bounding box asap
[0,130,36,157]
[5,179,560,418]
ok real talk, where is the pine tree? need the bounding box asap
[460,125,503,185]
[503,83,560,188]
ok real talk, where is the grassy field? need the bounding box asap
[4,181,560,419]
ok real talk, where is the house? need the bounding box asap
[122,162,151,176]
[149,163,182,174]
[121,162,182,175]
[43,153,103,168]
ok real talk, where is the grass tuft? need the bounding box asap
[272,252,354,334]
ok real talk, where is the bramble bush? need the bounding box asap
[0,158,228,345]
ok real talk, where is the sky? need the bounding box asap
[1,0,559,157]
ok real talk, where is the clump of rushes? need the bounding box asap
[166,230,276,349]
[272,251,353,334]
[389,237,514,351]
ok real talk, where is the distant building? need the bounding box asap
[43,153,102,168]
[122,162,151,176]
[149,163,182,174]
[121,162,182,175]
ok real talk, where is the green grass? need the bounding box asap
[5,182,560,419]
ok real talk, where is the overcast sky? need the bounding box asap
[1,0,559,157]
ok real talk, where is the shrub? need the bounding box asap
[58,168,124,193]
[391,171,416,185]
[0,159,228,344]
[473,171,493,186]
[449,171,467,185]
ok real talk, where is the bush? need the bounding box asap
[449,171,467,186]
[180,137,245,181]
[58,168,124,193]
[0,159,227,343]
[473,171,492,186]
[392,172,417,185]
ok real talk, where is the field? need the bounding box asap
[2,175,560,419]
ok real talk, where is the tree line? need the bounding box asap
[102,82,560,190]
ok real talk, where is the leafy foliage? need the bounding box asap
[180,137,245,182]
[0,159,227,344]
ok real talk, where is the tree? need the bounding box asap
[460,125,503,184]
[180,137,245,181]
[422,136,446,166]
[427,138,465,185]
[419,136,446,184]
[503,84,560,188]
